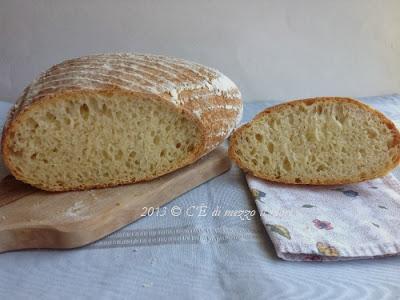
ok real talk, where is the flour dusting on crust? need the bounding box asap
[3,53,243,153]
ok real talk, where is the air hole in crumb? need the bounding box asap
[367,129,378,139]
[46,112,57,122]
[176,143,181,149]
[102,150,111,160]
[115,150,123,160]
[283,158,292,172]
[288,114,294,125]
[80,104,90,120]
[267,143,274,154]
[26,118,39,130]
[295,178,301,183]
[255,134,263,142]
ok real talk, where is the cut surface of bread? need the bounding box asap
[4,92,201,191]
[2,53,242,191]
[229,97,400,185]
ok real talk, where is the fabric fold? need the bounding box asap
[247,174,400,261]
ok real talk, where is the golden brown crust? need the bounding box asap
[229,97,400,185]
[2,53,243,191]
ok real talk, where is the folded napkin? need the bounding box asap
[247,174,400,261]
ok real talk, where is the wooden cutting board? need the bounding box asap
[0,146,231,253]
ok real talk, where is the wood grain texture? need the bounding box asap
[0,146,231,253]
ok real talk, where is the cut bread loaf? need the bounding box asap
[2,53,242,191]
[229,97,400,185]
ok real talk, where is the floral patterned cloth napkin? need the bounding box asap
[247,174,400,261]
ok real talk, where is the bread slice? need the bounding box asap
[229,97,400,185]
[2,53,242,191]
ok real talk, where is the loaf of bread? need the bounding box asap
[229,97,400,185]
[2,53,242,191]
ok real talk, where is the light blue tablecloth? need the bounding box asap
[0,95,399,299]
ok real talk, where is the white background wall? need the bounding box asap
[0,0,399,102]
